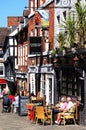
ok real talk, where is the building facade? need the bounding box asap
[2,0,86,125]
[3,27,18,95]
[0,28,11,97]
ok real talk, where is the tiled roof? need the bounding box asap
[18,17,24,23]
[0,27,11,46]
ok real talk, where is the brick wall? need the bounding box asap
[7,16,19,27]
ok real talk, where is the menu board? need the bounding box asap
[19,96,30,116]
[31,99,43,106]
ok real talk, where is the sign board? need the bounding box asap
[31,99,44,106]
[35,10,49,27]
[30,73,36,95]
[30,36,42,54]
[19,96,30,116]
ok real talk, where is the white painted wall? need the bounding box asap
[54,0,85,48]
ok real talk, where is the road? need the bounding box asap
[0,99,86,130]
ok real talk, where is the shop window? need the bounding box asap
[49,78,52,104]
[0,66,4,75]
[40,75,45,96]
[60,69,82,98]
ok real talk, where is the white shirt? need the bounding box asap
[67,101,74,110]
[14,95,19,107]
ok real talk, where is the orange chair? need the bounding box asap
[26,103,35,121]
[35,106,52,126]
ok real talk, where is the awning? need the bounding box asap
[0,79,6,84]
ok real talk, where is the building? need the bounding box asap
[53,0,86,125]
[0,27,10,96]
[16,13,28,93]
[3,26,18,95]
[2,0,86,125]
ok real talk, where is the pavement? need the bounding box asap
[0,99,86,130]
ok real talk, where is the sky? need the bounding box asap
[0,0,28,27]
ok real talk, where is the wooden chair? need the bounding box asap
[63,105,76,125]
[35,106,52,126]
[47,109,52,125]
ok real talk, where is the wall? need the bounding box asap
[7,17,19,27]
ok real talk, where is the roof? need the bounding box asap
[0,27,11,46]
[18,17,24,23]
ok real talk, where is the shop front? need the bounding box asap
[29,65,54,105]
[52,49,86,125]
[0,78,7,97]
[40,65,54,105]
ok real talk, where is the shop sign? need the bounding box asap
[30,73,36,95]
[28,67,36,73]
[41,67,54,73]
[30,36,42,54]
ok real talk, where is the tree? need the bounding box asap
[75,2,86,46]
[56,32,66,48]
[61,14,77,48]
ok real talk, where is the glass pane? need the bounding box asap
[68,84,72,89]
[49,78,52,104]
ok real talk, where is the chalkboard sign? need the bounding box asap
[19,96,30,116]
[31,99,43,106]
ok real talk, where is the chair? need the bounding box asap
[63,105,76,125]
[26,103,34,121]
[47,109,52,125]
[35,106,52,126]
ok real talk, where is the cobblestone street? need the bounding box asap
[0,99,86,130]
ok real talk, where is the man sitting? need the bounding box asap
[55,97,74,125]
[53,97,67,124]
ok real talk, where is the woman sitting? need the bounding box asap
[55,97,74,125]
[53,97,67,124]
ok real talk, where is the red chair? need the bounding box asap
[26,103,35,121]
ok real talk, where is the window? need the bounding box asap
[60,69,81,98]
[40,75,45,96]
[0,66,4,76]
[63,11,66,20]
[0,48,3,54]
[23,46,24,66]
[31,1,34,13]
[49,78,52,104]
[57,15,60,24]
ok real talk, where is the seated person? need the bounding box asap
[55,97,74,125]
[53,97,67,123]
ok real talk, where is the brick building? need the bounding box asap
[0,27,10,96]
[2,0,86,125]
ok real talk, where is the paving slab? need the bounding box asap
[0,99,86,130]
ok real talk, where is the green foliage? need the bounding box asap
[56,32,66,47]
[56,2,86,47]
[75,2,86,44]
[61,14,77,47]
[51,49,57,56]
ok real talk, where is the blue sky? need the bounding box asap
[0,0,28,27]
